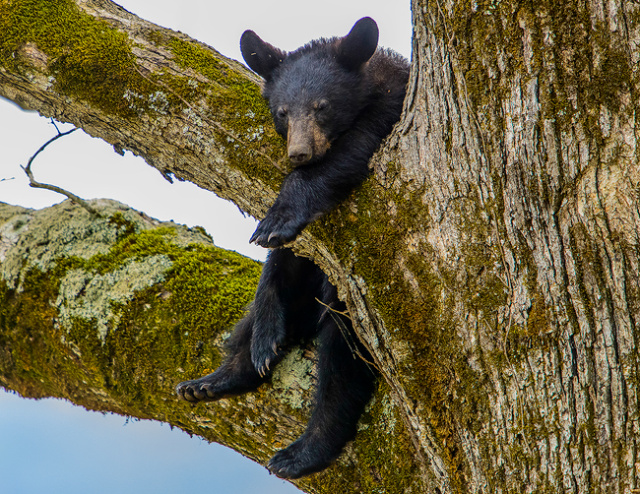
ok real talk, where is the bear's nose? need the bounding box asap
[288,146,312,164]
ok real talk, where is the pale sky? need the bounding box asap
[0,1,412,493]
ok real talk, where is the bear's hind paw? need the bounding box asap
[175,378,220,403]
[267,438,334,479]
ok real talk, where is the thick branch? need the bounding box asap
[0,0,286,221]
[0,200,423,493]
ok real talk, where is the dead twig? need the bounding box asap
[315,297,378,371]
[21,122,99,216]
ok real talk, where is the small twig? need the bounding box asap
[21,124,99,216]
[0,177,15,183]
[315,297,350,318]
[26,125,77,166]
[50,119,62,134]
[316,297,378,372]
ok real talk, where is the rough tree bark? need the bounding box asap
[1,0,639,493]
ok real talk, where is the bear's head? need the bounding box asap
[240,18,379,165]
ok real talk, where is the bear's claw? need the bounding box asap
[175,379,219,403]
[250,329,283,377]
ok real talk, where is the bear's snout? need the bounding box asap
[287,142,312,164]
[287,117,330,165]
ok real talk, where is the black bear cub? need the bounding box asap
[176,18,409,479]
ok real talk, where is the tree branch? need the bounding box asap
[20,124,100,216]
[0,0,287,222]
[0,200,422,493]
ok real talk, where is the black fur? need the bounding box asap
[243,17,409,247]
[175,250,375,479]
[176,18,409,479]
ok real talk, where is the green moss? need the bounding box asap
[0,0,287,200]
[163,244,261,353]
[0,0,139,116]
[168,37,227,82]
[108,211,137,237]
[446,0,635,153]
[165,36,286,188]
[101,235,261,385]
[0,0,286,174]
[363,391,422,491]
[449,0,524,127]
[0,265,109,400]
[310,164,496,491]
[47,214,261,346]
[87,226,179,273]
[167,37,270,121]
[0,212,261,408]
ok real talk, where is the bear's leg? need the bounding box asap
[176,248,321,402]
[175,310,265,402]
[267,286,376,479]
[251,248,322,375]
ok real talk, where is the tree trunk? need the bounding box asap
[1,0,640,493]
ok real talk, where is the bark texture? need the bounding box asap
[359,0,640,491]
[1,0,640,492]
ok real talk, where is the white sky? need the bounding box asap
[0,1,412,492]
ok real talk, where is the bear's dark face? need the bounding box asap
[240,18,379,165]
[264,57,367,164]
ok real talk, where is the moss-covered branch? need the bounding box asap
[0,0,286,218]
[0,200,423,493]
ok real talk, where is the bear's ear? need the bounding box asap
[336,17,379,70]
[240,30,286,80]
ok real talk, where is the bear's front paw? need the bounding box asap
[250,208,306,248]
[251,336,282,377]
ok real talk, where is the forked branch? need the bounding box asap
[21,122,99,216]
